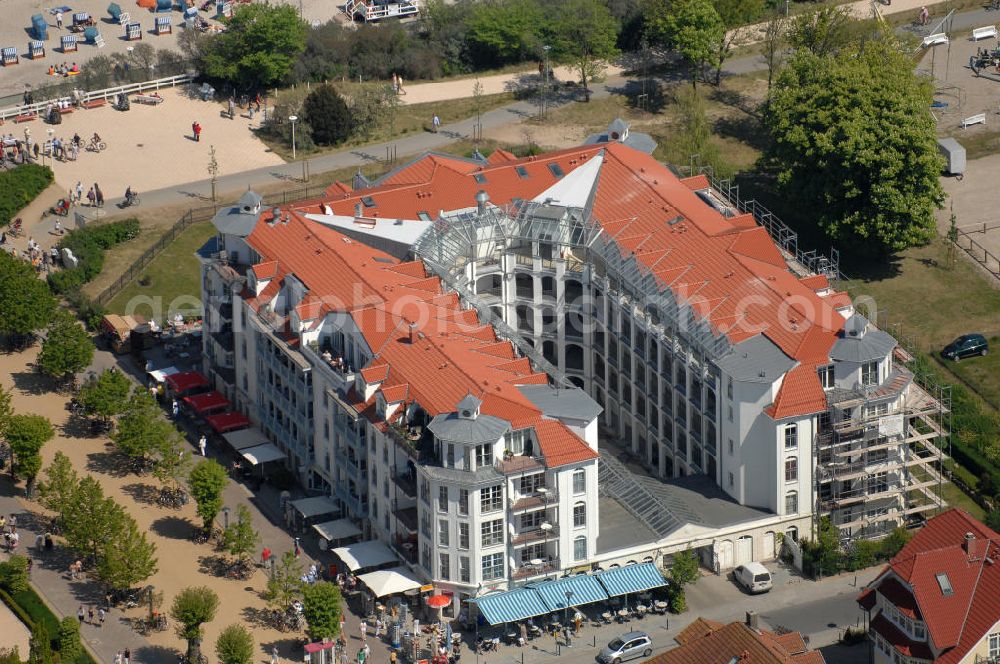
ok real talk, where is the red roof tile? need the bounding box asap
[765,363,827,420]
[870,615,935,660]
[650,621,823,664]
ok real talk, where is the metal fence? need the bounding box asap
[953,227,1000,280]
[92,181,336,307]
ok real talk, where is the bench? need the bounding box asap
[923,33,949,47]
[962,113,987,128]
[14,113,37,123]
[58,106,74,114]
[134,94,164,105]
[972,25,997,41]
[82,99,106,109]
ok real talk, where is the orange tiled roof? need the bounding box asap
[858,509,1000,664]
[765,363,828,421]
[648,620,823,664]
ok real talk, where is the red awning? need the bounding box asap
[205,411,251,434]
[165,371,210,394]
[183,391,231,416]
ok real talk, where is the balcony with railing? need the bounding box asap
[303,342,356,393]
[511,559,559,581]
[509,490,559,512]
[511,525,559,546]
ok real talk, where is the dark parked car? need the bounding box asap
[942,334,989,361]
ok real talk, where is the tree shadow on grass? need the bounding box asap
[150,515,196,540]
[122,482,160,506]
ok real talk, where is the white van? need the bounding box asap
[733,562,773,594]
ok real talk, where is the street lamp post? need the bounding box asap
[45,128,53,166]
[222,506,230,531]
[564,590,573,623]
[288,115,298,161]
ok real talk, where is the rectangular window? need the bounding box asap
[728,405,734,422]
[482,553,504,581]
[438,486,449,512]
[458,489,469,516]
[481,519,504,547]
[480,485,503,513]
[988,632,1000,657]
[573,469,586,494]
[459,522,469,550]
[573,503,586,528]
[728,439,734,455]
[573,537,587,561]
[784,425,798,449]
[861,361,879,386]
[785,491,798,514]
[818,364,834,390]
[475,444,492,469]
[728,472,734,487]
[520,511,543,529]
[459,556,470,583]
[439,553,450,580]
[727,377,733,400]
[518,474,543,495]
[785,457,798,483]
[438,519,449,547]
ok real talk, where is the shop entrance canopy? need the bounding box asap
[332,540,398,572]
[241,443,285,466]
[357,566,423,598]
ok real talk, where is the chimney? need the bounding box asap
[409,322,419,344]
[965,532,987,561]
[745,611,759,631]
[475,190,489,215]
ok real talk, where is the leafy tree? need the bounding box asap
[188,460,229,532]
[845,539,880,571]
[666,580,686,613]
[465,0,545,68]
[301,581,343,641]
[0,383,12,440]
[986,509,1000,533]
[62,477,124,559]
[765,44,944,254]
[801,516,843,577]
[761,11,785,96]
[669,549,700,586]
[0,251,57,346]
[0,555,30,594]
[549,0,619,102]
[645,0,723,90]
[96,515,158,593]
[880,527,912,559]
[27,621,53,664]
[787,6,857,58]
[263,550,304,611]
[76,369,131,423]
[215,624,254,664]
[57,618,81,664]
[36,310,94,382]
[112,388,168,463]
[222,505,260,563]
[7,414,54,497]
[0,648,23,664]
[151,425,192,492]
[711,0,764,85]
[171,586,220,664]
[303,86,352,146]
[38,451,79,517]
[201,4,307,91]
[672,87,723,170]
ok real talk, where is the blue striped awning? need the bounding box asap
[532,574,608,610]
[595,562,667,597]
[472,588,551,626]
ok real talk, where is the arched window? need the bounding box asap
[573,536,587,561]
[785,526,799,542]
[785,491,798,514]
[785,457,798,482]
[565,344,584,371]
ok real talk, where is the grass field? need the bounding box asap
[103,220,216,320]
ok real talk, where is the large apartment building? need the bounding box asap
[199,129,949,611]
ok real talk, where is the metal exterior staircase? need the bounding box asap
[598,451,682,539]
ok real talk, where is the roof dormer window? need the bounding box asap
[935,572,953,596]
[456,393,482,420]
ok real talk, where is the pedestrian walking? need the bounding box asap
[86,187,95,206]
[374,618,382,639]
[77,606,85,623]
[192,121,202,142]
[270,646,279,664]
[56,11,63,28]
[198,435,207,456]
[98,607,106,627]
[360,620,367,642]
[95,183,104,207]
[920,5,929,24]
[294,537,300,558]
[114,651,122,664]
[172,399,179,418]
[228,97,235,119]
[431,114,440,133]
[87,606,94,624]
[75,181,83,203]
[563,626,572,648]
[262,547,271,565]
[123,648,130,664]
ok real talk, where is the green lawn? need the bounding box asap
[2,586,98,664]
[104,221,216,321]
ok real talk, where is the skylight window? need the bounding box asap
[361,196,376,208]
[515,166,529,178]
[935,572,953,596]
[473,173,488,184]
[548,164,565,178]
[417,211,432,222]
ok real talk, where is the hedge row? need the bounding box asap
[0,586,97,664]
[0,165,55,226]
[48,218,140,294]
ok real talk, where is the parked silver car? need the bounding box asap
[598,631,653,664]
